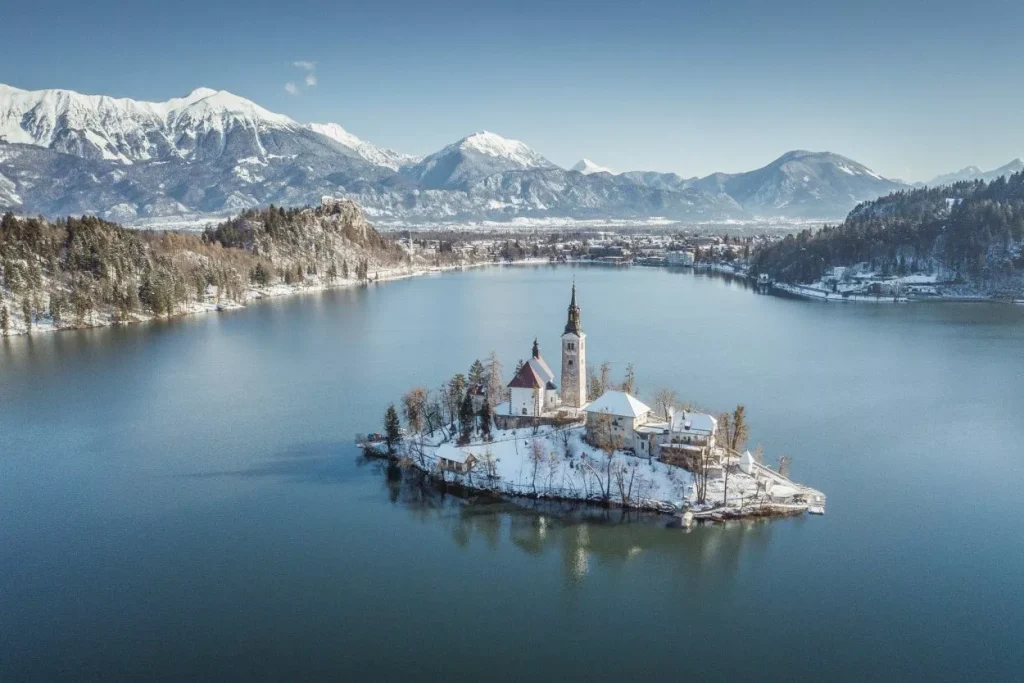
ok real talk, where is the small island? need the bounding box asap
[363,284,826,525]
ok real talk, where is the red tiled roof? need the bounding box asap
[507,361,543,389]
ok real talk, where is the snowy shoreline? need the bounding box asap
[363,425,826,523]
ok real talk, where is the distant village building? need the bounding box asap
[666,250,695,267]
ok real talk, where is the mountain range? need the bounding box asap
[0,82,986,227]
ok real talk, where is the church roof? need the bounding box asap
[586,390,652,418]
[528,356,555,384]
[508,361,544,389]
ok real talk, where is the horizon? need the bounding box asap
[4,0,1024,181]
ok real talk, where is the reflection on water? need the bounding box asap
[372,456,780,587]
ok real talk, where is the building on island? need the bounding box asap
[561,283,587,408]
[506,338,559,417]
[585,390,654,452]
[435,443,477,474]
[494,285,589,429]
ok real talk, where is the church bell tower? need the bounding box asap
[561,282,587,408]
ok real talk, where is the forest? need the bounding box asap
[752,172,1024,285]
[0,201,412,335]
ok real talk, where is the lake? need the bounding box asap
[2,264,1023,681]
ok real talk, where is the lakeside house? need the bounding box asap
[435,443,477,474]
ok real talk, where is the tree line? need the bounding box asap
[752,171,1024,284]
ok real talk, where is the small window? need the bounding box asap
[568,360,573,367]
[522,408,527,415]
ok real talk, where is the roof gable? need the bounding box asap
[586,390,651,418]
[508,362,543,389]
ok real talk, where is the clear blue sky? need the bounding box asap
[4,0,1023,180]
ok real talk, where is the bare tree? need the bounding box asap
[590,411,622,501]
[529,439,546,494]
[484,351,505,408]
[652,388,678,420]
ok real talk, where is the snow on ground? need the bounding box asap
[413,426,692,511]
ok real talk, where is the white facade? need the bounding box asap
[561,331,586,408]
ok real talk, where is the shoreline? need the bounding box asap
[0,258,556,339]
[361,425,827,525]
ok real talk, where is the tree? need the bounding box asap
[0,305,9,336]
[729,405,748,452]
[652,388,677,419]
[21,296,32,332]
[383,404,401,455]
[402,387,428,434]
[590,411,622,500]
[446,374,467,430]
[480,398,493,441]
[458,391,475,445]
[529,438,546,494]
[468,359,486,388]
[621,362,636,395]
[484,351,504,407]
[588,360,613,400]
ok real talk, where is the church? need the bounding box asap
[494,283,588,428]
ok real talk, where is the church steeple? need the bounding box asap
[560,281,587,408]
[564,281,582,335]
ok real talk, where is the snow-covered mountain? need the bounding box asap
[0,83,910,224]
[928,159,1023,186]
[401,131,554,189]
[571,158,614,175]
[307,122,418,170]
[0,83,411,169]
[690,150,905,218]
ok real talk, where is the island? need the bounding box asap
[363,284,826,525]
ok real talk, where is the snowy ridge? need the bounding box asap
[571,158,614,175]
[307,122,418,170]
[452,131,551,167]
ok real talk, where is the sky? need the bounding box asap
[3,0,1024,181]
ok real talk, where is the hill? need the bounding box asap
[751,172,1024,295]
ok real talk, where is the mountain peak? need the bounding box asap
[452,131,547,166]
[572,158,614,175]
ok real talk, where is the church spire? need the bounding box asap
[564,281,582,335]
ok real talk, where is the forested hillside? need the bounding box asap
[752,172,1024,292]
[0,200,418,335]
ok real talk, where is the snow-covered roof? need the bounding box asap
[436,443,475,464]
[528,356,555,384]
[670,410,718,435]
[586,390,651,418]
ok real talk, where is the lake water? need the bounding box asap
[2,265,1024,681]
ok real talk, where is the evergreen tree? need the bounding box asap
[0,305,9,336]
[468,359,486,388]
[458,391,475,445]
[480,398,493,441]
[383,404,401,455]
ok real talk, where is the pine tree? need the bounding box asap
[384,404,401,455]
[0,305,9,336]
[458,391,475,445]
[480,398,493,441]
[468,359,486,388]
